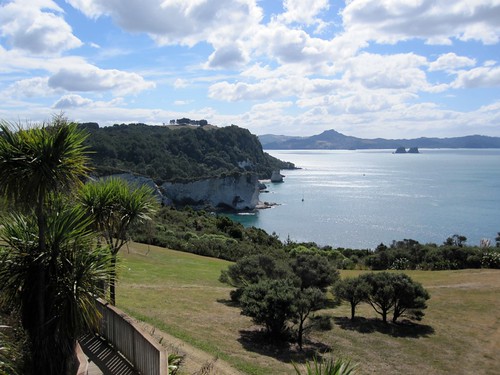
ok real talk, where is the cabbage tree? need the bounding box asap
[0,117,105,374]
[79,177,158,304]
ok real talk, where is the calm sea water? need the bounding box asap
[231,149,500,250]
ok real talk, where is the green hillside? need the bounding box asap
[118,242,500,375]
[80,123,295,183]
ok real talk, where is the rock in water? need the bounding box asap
[270,170,285,182]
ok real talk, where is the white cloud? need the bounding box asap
[0,46,88,74]
[173,79,188,89]
[210,51,434,107]
[173,100,192,106]
[429,53,476,72]
[208,80,283,101]
[206,44,248,69]
[63,0,105,18]
[208,74,339,102]
[277,0,330,29]
[0,0,82,54]
[342,0,500,45]
[66,0,263,47]
[48,65,155,95]
[342,52,428,90]
[53,94,93,109]
[452,65,500,88]
[251,100,293,113]
[3,77,56,98]
[251,22,337,67]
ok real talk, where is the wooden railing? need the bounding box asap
[95,299,168,375]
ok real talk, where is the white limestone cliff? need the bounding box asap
[162,174,259,210]
[106,173,260,210]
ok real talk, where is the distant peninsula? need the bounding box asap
[259,129,500,150]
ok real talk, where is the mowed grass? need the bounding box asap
[117,242,500,375]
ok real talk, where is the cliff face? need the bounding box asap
[161,174,260,210]
[107,173,260,210]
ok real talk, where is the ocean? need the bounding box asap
[231,149,500,250]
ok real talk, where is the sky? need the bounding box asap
[0,0,499,139]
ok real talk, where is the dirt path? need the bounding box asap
[138,321,245,375]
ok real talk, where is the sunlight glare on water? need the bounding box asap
[231,149,500,249]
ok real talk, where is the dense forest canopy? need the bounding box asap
[80,122,294,183]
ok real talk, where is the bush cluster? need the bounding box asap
[219,253,339,347]
[334,272,430,323]
[362,237,500,270]
[130,207,500,271]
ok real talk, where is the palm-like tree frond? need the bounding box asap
[0,121,90,211]
[293,357,358,375]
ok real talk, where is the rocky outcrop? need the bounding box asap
[161,173,260,210]
[104,173,259,210]
[394,147,420,154]
[270,170,285,182]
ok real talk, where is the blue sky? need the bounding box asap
[0,0,499,138]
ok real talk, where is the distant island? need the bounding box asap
[259,129,500,150]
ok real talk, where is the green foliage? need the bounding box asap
[390,273,430,322]
[362,237,499,270]
[0,321,26,375]
[81,123,294,182]
[78,177,158,305]
[290,253,339,291]
[292,357,358,375]
[167,353,184,375]
[481,252,500,268]
[360,272,397,323]
[219,254,292,302]
[240,279,299,339]
[0,117,117,374]
[333,278,370,320]
[131,205,500,272]
[220,251,338,346]
[79,177,158,255]
[0,118,90,210]
[129,207,285,262]
[348,272,431,323]
[0,207,112,374]
[294,287,329,348]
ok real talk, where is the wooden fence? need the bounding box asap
[95,299,168,375]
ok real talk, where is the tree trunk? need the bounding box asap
[31,197,50,374]
[110,254,117,305]
[350,303,356,320]
[297,320,304,350]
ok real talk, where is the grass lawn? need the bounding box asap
[117,242,500,375]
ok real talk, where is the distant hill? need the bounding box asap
[80,123,295,183]
[259,129,500,150]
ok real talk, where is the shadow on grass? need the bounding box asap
[333,317,435,338]
[216,298,239,307]
[237,329,331,365]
